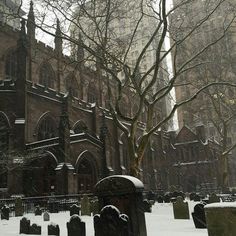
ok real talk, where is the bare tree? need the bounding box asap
[8,0,236,178]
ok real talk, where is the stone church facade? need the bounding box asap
[0,4,223,197]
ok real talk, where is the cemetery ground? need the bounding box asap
[0,201,207,236]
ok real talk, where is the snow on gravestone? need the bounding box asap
[95,175,147,236]
[70,204,80,216]
[205,202,236,236]
[173,196,190,219]
[94,205,130,236]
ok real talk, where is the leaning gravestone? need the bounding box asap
[34,206,42,216]
[208,193,220,204]
[67,214,85,236]
[20,217,30,234]
[1,205,10,220]
[48,223,60,236]
[43,211,50,221]
[173,196,190,219]
[192,203,206,228]
[15,198,24,217]
[163,193,171,203]
[94,205,130,236]
[29,223,41,235]
[95,175,147,236]
[70,204,80,216]
[81,195,91,216]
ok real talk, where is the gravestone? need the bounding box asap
[157,195,164,203]
[95,175,147,236]
[143,200,152,213]
[43,211,50,221]
[35,206,42,216]
[94,205,130,236]
[48,223,60,236]
[20,217,30,234]
[29,223,41,235]
[192,203,206,228]
[173,196,190,219]
[91,199,100,216]
[208,193,220,203]
[163,193,171,203]
[70,204,80,216]
[147,191,155,201]
[81,195,91,216]
[67,214,85,236]
[15,198,24,217]
[1,205,10,220]
[205,202,236,236]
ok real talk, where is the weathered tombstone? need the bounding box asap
[94,205,130,236]
[157,195,164,203]
[67,214,85,236]
[208,193,220,204]
[1,205,10,220]
[81,195,91,216]
[95,175,147,236]
[20,217,30,234]
[91,199,100,216]
[29,223,41,235]
[43,211,50,221]
[70,204,80,216]
[191,203,206,228]
[15,198,24,217]
[143,200,152,213]
[205,202,236,236]
[48,223,60,236]
[173,196,190,219]
[35,206,42,216]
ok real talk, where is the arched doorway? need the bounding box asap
[76,151,98,193]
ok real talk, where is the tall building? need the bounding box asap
[170,0,236,187]
[70,0,174,129]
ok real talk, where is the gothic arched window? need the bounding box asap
[38,116,56,140]
[39,63,55,89]
[5,49,17,81]
[66,75,79,98]
[0,113,9,153]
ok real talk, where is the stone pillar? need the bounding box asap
[55,163,76,195]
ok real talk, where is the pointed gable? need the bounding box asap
[175,125,198,143]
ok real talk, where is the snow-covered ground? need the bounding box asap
[0,202,208,236]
